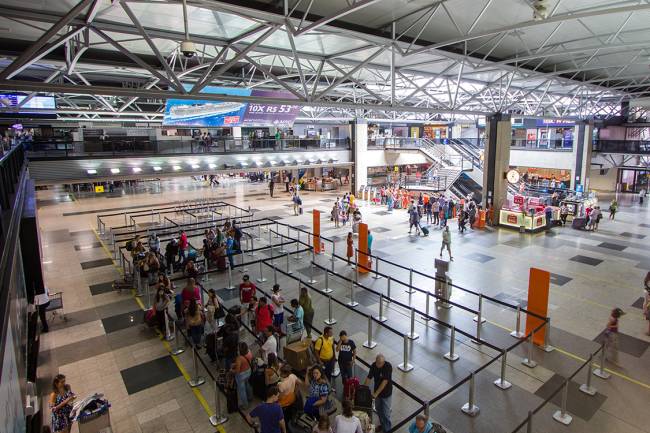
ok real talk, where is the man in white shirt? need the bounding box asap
[260,326,277,364]
[35,287,50,333]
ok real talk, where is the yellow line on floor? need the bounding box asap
[486,318,650,390]
[91,224,226,431]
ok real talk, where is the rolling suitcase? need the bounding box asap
[250,368,267,400]
[421,226,430,236]
[225,386,239,413]
[344,376,360,401]
[354,385,373,413]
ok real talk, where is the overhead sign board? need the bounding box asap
[535,118,575,127]
[163,85,300,127]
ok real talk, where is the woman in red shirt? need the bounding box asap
[255,297,274,336]
[181,278,201,307]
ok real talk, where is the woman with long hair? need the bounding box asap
[49,374,75,433]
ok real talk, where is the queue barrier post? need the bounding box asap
[405,269,416,294]
[279,235,287,254]
[372,256,382,279]
[375,294,387,323]
[522,331,537,368]
[170,320,185,355]
[510,306,525,338]
[248,236,256,257]
[209,379,228,426]
[444,326,459,362]
[579,354,597,396]
[386,276,392,302]
[273,263,278,286]
[322,270,333,294]
[397,335,413,372]
[593,342,610,379]
[294,231,303,260]
[526,411,533,433]
[552,379,573,425]
[331,241,336,272]
[257,259,267,283]
[226,265,235,290]
[187,345,205,388]
[363,315,377,349]
[421,291,430,320]
[542,317,555,352]
[238,251,248,274]
[407,307,419,340]
[472,294,487,324]
[203,258,209,283]
[324,294,337,325]
[286,251,293,275]
[347,275,359,307]
[461,373,480,417]
[494,349,512,390]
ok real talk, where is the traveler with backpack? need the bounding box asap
[314,326,336,382]
[364,354,393,432]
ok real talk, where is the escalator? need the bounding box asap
[449,172,483,203]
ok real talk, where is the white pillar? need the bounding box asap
[232,127,242,139]
[354,119,368,193]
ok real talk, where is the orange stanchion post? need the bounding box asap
[357,223,371,274]
[313,209,322,254]
[525,268,550,346]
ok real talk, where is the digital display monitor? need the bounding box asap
[0,94,56,112]
[163,85,300,127]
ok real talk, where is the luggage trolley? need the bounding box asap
[45,291,67,323]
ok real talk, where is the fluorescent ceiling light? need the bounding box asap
[153,166,162,171]
[172,165,182,171]
[87,169,97,175]
[208,163,217,169]
[110,168,120,174]
[132,167,142,173]
[191,164,200,169]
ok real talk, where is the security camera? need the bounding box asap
[532,0,548,20]
[180,40,196,58]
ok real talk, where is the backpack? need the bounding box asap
[125,240,134,251]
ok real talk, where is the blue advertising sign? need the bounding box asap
[162,85,300,127]
[535,118,575,127]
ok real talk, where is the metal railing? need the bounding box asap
[592,139,650,154]
[26,136,350,158]
[510,138,573,151]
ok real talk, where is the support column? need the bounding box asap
[352,119,368,194]
[482,113,511,224]
[573,121,593,193]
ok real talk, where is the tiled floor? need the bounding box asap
[36,179,650,433]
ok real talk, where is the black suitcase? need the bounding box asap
[250,369,267,400]
[226,387,239,413]
[421,226,430,236]
[205,332,221,362]
[354,385,373,411]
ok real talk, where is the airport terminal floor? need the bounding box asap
[35,177,650,433]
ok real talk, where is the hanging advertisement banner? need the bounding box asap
[162,85,300,127]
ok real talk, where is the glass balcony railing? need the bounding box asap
[592,139,650,154]
[24,136,350,158]
[510,138,573,150]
